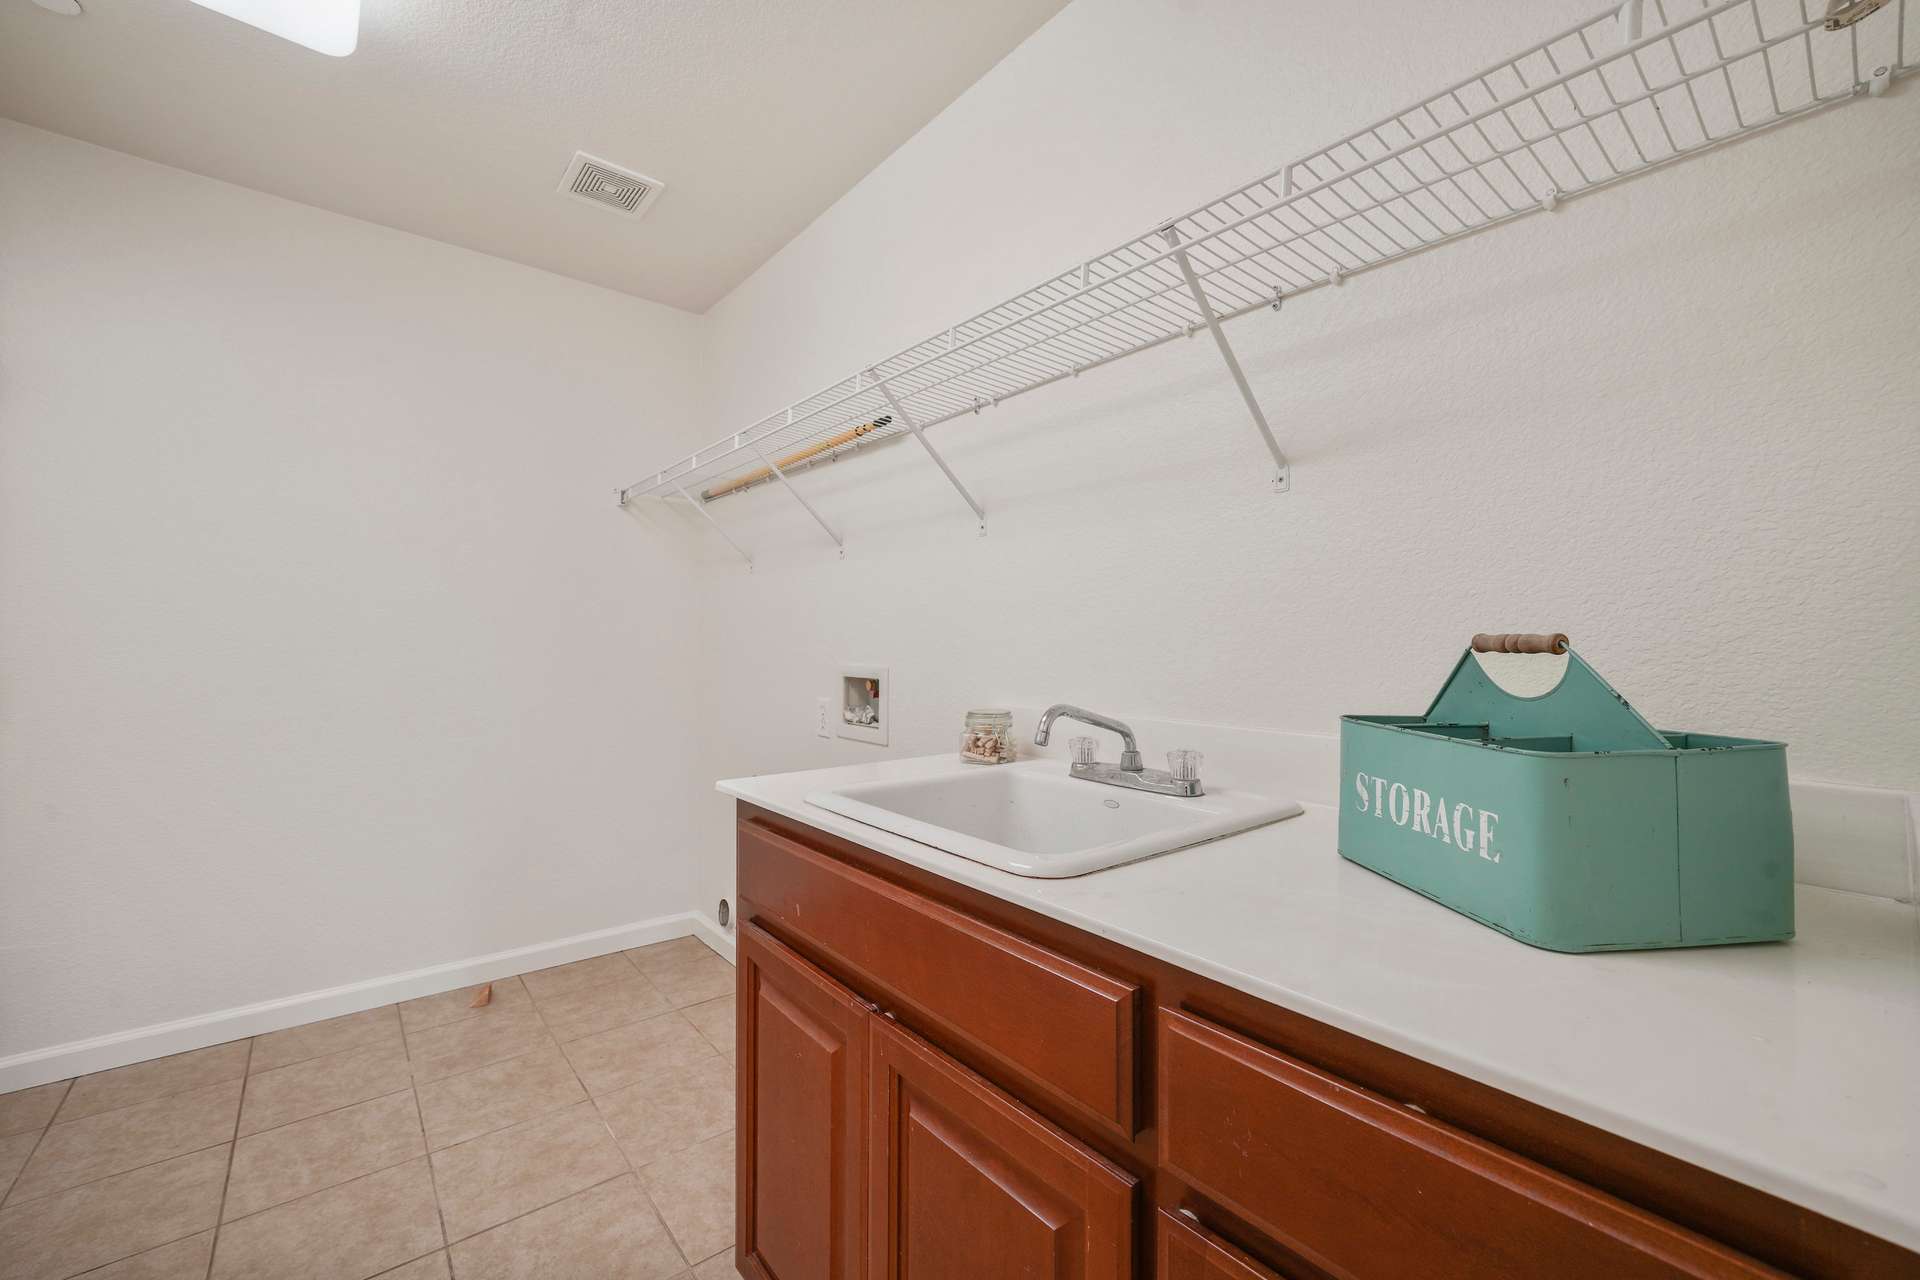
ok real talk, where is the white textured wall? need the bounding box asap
[0,121,709,1057]
[688,0,1920,924]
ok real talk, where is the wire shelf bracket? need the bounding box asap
[746,437,844,555]
[616,0,1914,565]
[669,478,753,571]
[1161,224,1292,493]
[871,374,988,533]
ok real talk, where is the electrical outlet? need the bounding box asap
[815,697,831,739]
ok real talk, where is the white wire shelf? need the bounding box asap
[620,0,1913,562]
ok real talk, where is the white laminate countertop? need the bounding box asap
[719,753,1920,1253]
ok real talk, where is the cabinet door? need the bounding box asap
[867,1015,1134,1280]
[739,922,870,1280]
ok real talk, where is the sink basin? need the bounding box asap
[805,760,1302,878]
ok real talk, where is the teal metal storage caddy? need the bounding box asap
[1338,634,1794,953]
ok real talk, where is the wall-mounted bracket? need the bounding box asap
[669,479,753,571]
[1618,0,1644,44]
[746,439,843,554]
[872,376,987,533]
[1161,226,1291,491]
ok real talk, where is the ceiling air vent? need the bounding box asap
[558,152,665,220]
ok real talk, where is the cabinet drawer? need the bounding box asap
[1158,1211,1289,1280]
[1157,1008,1783,1280]
[739,817,1139,1132]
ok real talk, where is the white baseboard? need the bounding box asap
[688,910,736,964]
[0,911,704,1095]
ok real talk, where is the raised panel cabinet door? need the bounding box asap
[866,1015,1135,1280]
[1158,1211,1289,1280]
[739,922,870,1280]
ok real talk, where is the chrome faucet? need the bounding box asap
[1033,704,1203,797]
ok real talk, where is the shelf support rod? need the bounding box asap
[668,479,753,571]
[1161,226,1290,491]
[746,440,844,553]
[871,377,987,531]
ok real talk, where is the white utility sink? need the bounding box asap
[806,760,1302,878]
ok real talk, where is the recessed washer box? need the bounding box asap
[837,663,888,746]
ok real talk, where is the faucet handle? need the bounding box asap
[1166,749,1203,783]
[1068,736,1099,766]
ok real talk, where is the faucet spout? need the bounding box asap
[1033,704,1143,771]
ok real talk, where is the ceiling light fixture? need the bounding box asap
[185,0,359,56]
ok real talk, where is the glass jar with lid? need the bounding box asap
[959,709,1014,765]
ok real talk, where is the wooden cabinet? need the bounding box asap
[867,1015,1135,1280]
[739,818,1140,1133]
[736,917,1134,1280]
[1158,1008,1781,1280]
[738,923,870,1280]
[735,805,1920,1280]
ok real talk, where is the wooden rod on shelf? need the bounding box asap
[702,416,892,501]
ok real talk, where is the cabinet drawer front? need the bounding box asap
[740,818,1138,1131]
[868,1015,1135,1280]
[739,923,869,1280]
[1157,1009,1782,1280]
[1158,1211,1288,1280]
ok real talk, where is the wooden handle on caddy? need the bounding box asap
[1472,632,1569,655]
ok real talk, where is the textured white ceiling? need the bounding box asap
[0,0,1067,312]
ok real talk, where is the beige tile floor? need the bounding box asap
[0,937,741,1280]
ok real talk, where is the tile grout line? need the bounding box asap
[622,944,734,1271]
[432,966,685,1254]
[11,1072,246,1181]
[1,1076,246,1211]
[406,1083,455,1266]
[238,1083,416,1145]
[0,1079,69,1210]
[246,1035,406,1084]
[44,1072,249,1130]
[406,981,655,1267]
[399,994,457,1265]
[45,1042,251,1129]
[535,954,695,1272]
[440,1168,634,1253]
[371,1246,448,1279]
[633,1174,697,1273]
[413,1037,556,1093]
[216,1143,429,1231]
[245,1006,405,1083]
[204,1036,253,1280]
[66,1225,218,1280]
[2,1136,238,1213]
[576,1040,691,1270]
